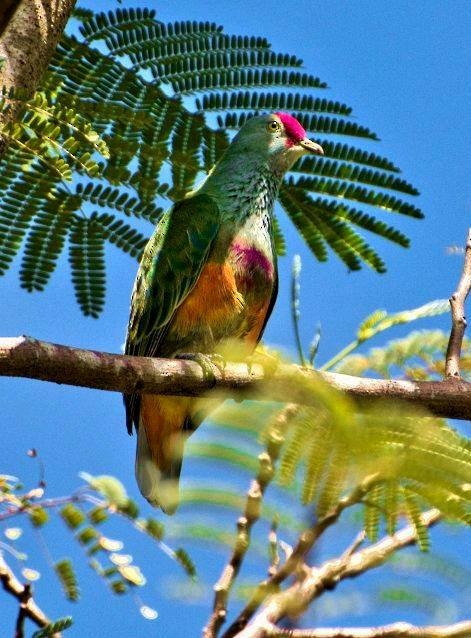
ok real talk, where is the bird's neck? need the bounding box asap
[199,147,284,222]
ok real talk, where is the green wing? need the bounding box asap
[124,193,221,432]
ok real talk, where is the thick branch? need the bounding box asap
[266,620,471,638]
[0,337,470,420]
[0,553,57,634]
[0,0,76,153]
[234,510,441,638]
[445,228,471,379]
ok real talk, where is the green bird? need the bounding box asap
[124,112,323,513]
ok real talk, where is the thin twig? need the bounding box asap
[234,509,442,638]
[265,619,471,638]
[445,228,471,379]
[223,475,380,638]
[0,336,470,419]
[15,582,31,638]
[0,553,58,635]
[202,405,299,638]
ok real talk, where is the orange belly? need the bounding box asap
[172,261,244,336]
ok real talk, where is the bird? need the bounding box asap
[124,112,324,513]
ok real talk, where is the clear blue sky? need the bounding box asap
[0,1,470,636]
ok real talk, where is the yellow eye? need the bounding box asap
[267,120,281,133]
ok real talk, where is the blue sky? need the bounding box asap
[0,1,470,636]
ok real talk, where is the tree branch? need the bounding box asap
[0,0,77,154]
[265,620,471,638]
[233,509,442,638]
[233,510,441,638]
[0,337,470,420]
[445,228,471,379]
[0,553,58,635]
[223,475,380,638]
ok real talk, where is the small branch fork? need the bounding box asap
[0,553,58,637]
[232,510,442,638]
[223,476,381,638]
[445,228,471,379]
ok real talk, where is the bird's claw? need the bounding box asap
[174,353,226,387]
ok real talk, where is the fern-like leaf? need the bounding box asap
[68,217,106,317]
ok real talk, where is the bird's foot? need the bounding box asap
[174,353,226,386]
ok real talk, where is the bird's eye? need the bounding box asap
[267,120,281,133]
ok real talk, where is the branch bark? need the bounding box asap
[0,553,58,635]
[0,0,77,153]
[0,336,470,420]
[233,510,441,638]
[445,228,471,379]
[265,620,471,638]
[223,476,381,638]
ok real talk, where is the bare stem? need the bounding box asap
[223,475,380,638]
[202,405,299,638]
[265,620,471,638]
[445,228,471,379]
[234,510,441,638]
[0,553,58,635]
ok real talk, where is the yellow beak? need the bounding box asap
[299,138,324,155]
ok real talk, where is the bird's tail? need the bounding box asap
[135,395,189,515]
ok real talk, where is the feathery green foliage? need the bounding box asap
[0,6,423,315]
[32,617,73,637]
[55,559,80,601]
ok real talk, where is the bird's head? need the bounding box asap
[232,112,324,172]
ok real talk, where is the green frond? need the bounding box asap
[335,208,410,248]
[402,489,430,552]
[72,182,160,220]
[0,6,423,309]
[117,32,270,68]
[174,548,197,579]
[364,482,384,541]
[68,216,106,317]
[278,410,316,487]
[90,212,148,260]
[385,480,400,535]
[295,157,418,195]
[202,126,229,172]
[316,445,349,518]
[279,187,328,262]
[280,187,386,272]
[336,330,461,379]
[0,159,60,276]
[289,176,423,218]
[196,91,352,116]
[301,420,332,505]
[32,617,73,638]
[356,300,450,344]
[20,209,71,291]
[148,50,304,84]
[182,69,326,98]
[272,215,286,257]
[169,111,204,200]
[80,13,220,49]
[78,8,159,42]
[55,559,80,601]
[60,504,86,530]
